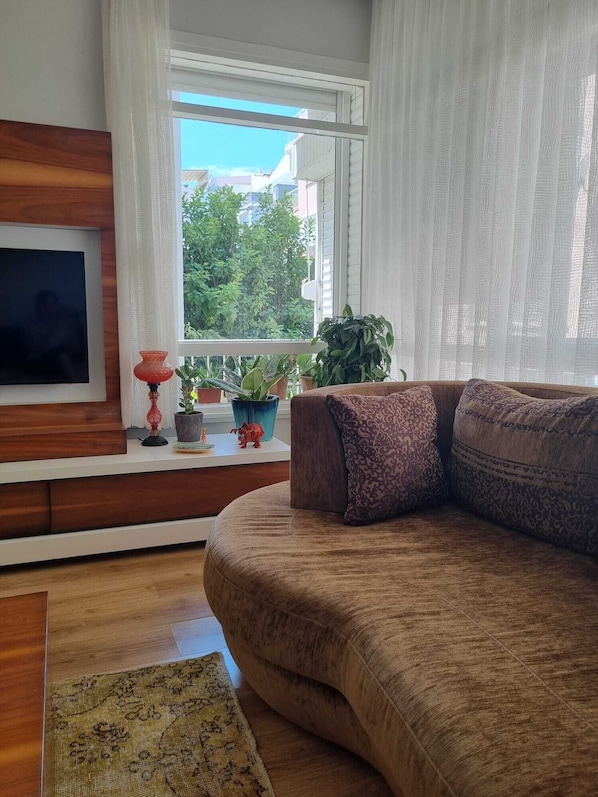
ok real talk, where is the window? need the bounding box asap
[170,57,367,374]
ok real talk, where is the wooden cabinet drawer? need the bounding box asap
[51,462,289,532]
[0,482,50,538]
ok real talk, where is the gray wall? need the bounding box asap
[171,0,371,67]
[0,0,107,130]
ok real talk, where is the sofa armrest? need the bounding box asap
[290,380,468,512]
[290,384,356,511]
[290,381,456,512]
[290,379,598,513]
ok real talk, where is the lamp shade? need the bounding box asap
[133,350,174,384]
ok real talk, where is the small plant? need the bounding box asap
[294,353,318,392]
[220,356,257,390]
[206,366,282,401]
[175,362,202,414]
[254,354,297,381]
[194,363,222,388]
[296,353,316,377]
[311,304,405,387]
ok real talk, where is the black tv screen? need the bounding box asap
[0,247,89,385]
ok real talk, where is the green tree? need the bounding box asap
[182,186,243,337]
[182,185,314,339]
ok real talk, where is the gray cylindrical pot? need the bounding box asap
[174,411,204,442]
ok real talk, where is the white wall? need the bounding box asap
[171,0,371,69]
[0,0,106,131]
[0,0,371,130]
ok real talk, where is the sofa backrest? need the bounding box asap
[290,380,598,513]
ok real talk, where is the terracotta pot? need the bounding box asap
[195,387,222,404]
[174,411,204,442]
[300,375,315,392]
[268,377,288,400]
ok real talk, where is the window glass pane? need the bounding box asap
[181,115,336,341]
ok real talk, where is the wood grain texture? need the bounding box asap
[0,403,124,431]
[0,119,125,463]
[0,161,113,189]
[0,483,50,538]
[50,462,290,532]
[0,549,391,797]
[0,186,117,227]
[0,591,48,797]
[0,429,128,467]
[0,121,113,173]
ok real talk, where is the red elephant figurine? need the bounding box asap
[231,421,265,448]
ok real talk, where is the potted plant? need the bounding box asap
[311,304,405,387]
[194,363,223,404]
[205,366,282,441]
[296,353,317,392]
[174,362,204,442]
[253,354,297,400]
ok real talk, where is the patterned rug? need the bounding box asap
[51,652,276,796]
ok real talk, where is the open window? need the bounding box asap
[170,56,367,378]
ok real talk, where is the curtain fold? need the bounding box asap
[364,0,598,385]
[102,0,178,427]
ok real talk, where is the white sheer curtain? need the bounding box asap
[364,0,598,385]
[102,0,179,427]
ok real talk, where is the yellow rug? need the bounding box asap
[51,652,276,796]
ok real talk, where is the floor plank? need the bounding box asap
[0,544,392,797]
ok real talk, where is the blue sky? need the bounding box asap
[180,95,299,175]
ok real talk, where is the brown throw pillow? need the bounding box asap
[449,379,598,557]
[326,386,448,525]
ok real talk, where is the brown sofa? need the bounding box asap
[203,381,598,797]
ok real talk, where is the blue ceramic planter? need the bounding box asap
[231,395,279,441]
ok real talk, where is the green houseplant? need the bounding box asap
[253,354,297,400]
[173,363,204,442]
[296,353,317,392]
[311,304,404,387]
[206,366,281,441]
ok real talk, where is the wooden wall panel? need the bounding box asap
[0,482,50,538]
[0,119,126,463]
[0,122,113,172]
[51,463,290,532]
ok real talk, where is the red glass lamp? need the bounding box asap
[133,350,175,446]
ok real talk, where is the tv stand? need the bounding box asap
[0,435,290,566]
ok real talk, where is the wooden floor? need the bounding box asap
[0,544,392,797]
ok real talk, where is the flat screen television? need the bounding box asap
[0,224,106,406]
[0,247,90,385]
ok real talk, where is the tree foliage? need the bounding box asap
[182,185,314,339]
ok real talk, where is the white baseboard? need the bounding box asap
[0,517,215,567]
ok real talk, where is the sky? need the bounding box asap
[179,94,300,175]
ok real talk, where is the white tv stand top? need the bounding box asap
[0,434,290,485]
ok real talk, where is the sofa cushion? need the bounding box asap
[205,482,598,797]
[449,378,598,556]
[326,386,447,524]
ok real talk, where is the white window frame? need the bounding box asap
[171,55,367,362]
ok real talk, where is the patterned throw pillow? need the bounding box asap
[449,379,598,557]
[326,386,448,525]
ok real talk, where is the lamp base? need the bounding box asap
[141,434,169,447]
